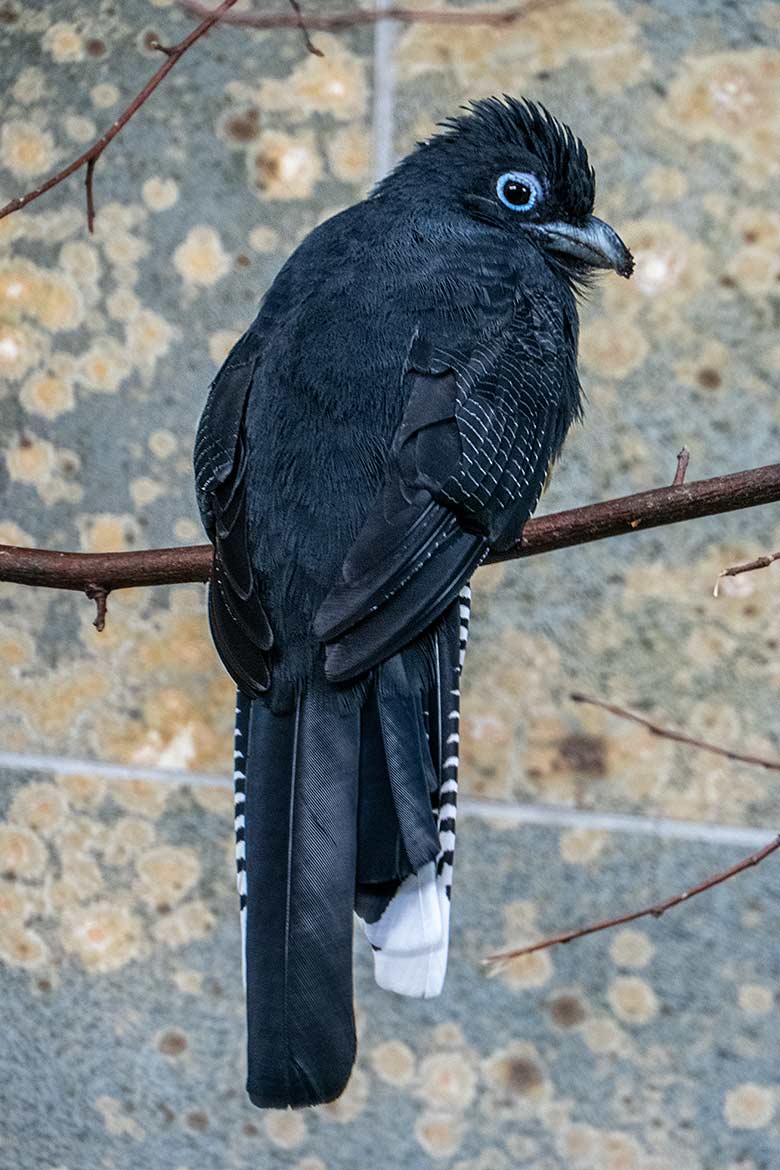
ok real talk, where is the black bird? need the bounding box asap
[194,96,632,1110]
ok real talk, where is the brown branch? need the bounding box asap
[1,460,780,626]
[672,446,690,487]
[0,544,212,593]
[0,0,240,231]
[180,1,552,32]
[714,550,780,597]
[570,692,780,773]
[491,460,780,563]
[485,835,780,965]
[288,0,324,56]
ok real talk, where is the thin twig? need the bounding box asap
[2,460,780,627]
[85,585,109,632]
[570,692,780,772]
[484,835,780,965]
[84,158,96,234]
[148,39,177,57]
[672,446,690,487]
[180,1,552,32]
[288,0,324,56]
[714,550,780,597]
[0,0,240,230]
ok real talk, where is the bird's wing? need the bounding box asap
[316,296,575,683]
[194,330,273,697]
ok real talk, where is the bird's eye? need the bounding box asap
[496,171,541,212]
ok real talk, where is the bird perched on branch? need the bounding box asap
[194,96,632,1110]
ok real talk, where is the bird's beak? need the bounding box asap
[530,216,634,278]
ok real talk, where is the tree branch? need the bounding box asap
[484,835,780,965]
[180,1,553,32]
[714,550,780,596]
[287,0,324,57]
[0,0,240,231]
[570,692,780,773]
[490,460,780,563]
[0,543,212,592]
[672,446,690,487]
[2,461,780,623]
[84,584,109,632]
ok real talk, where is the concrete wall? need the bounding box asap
[1,2,780,1168]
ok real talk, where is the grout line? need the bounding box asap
[0,749,775,845]
[0,750,231,791]
[371,0,397,186]
[460,798,775,848]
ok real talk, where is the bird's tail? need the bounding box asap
[356,587,470,998]
[235,686,360,1109]
[232,588,470,1108]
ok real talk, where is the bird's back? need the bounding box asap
[239,199,527,692]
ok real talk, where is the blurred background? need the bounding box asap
[1,2,780,1168]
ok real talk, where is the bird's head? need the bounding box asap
[379,96,633,283]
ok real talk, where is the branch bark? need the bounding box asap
[491,460,780,562]
[0,543,212,592]
[714,550,780,596]
[672,446,690,487]
[2,461,780,620]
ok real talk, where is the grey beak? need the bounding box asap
[530,215,634,278]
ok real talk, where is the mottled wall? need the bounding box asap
[1,3,780,1170]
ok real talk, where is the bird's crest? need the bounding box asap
[427,96,596,223]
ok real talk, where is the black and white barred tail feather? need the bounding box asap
[233,690,251,986]
[364,585,471,997]
[436,581,471,897]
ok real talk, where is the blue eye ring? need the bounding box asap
[496,171,542,212]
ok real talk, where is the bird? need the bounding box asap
[193,96,632,1110]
